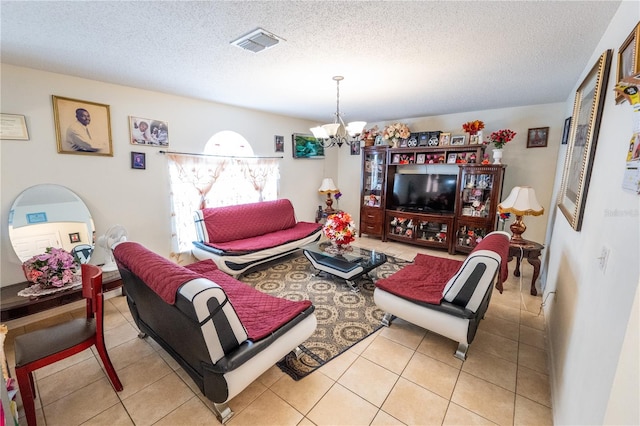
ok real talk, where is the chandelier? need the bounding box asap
[310,76,366,148]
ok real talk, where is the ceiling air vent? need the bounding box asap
[230,28,284,53]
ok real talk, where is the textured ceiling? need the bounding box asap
[1,1,621,124]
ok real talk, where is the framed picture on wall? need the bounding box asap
[275,135,284,152]
[129,116,169,146]
[131,152,146,170]
[616,21,640,104]
[562,117,571,145]
[350,142,361,155]
[527,127,549,148]
[52,95,113,156]
[292,133,325,159]
[0,113,29,140]
[558,50,612,231]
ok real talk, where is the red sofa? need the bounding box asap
[192,199,322,276]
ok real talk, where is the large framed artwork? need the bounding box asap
[292,133,325,159]
[52,96,113,156]
[615,21,640,104]
[558,50,612,231]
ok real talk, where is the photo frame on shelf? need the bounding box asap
[450,135,466,146]
[52,95,113,156]
[558,49,612,231]
[0,113,29,140]
[469,131,482,145]
[129,116,169,146]
[527,127,549,148]
[616,21,640,104]
[439,132,451,146]
[292,133,325,159]
[562,117,571,145]
[131,152,146,170]
[416,153,426,164]
[447,153,458,164]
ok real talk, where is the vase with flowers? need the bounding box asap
[382,123,410,147]
[361,126,380,146]
[22,247,79,289]
[485,129,516,164]
[462,120,485,135]
[323,211,356,250]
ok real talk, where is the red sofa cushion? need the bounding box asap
[375,254,463,305]
[199,199,298,243]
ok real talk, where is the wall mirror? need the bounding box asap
[8,184,95,263]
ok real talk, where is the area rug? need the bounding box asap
[240,251,410,380]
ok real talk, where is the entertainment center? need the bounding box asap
[359,145,506,254]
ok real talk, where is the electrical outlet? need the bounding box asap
[598,246,610,272]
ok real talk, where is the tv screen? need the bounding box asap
[392,174,457,214]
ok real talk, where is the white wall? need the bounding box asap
[543,1,640,424]
[338,103,566,247]
[0,64,333,286]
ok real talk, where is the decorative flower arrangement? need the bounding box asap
[382,122,410,145]
[323,211,356,247]
[486,129,517,149]
[361,126,380,141]
[462,120,485,135]
[22,247,79,289]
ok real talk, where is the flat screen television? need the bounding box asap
[391,173,457,214]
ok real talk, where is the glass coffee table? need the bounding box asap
[302,241,387,292]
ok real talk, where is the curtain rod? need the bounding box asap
[159,150,283,159]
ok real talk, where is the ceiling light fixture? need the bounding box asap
[231,28,284,53]
[310,76,366,148]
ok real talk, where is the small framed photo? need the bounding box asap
[562,117,571,145]
[350,142,361,155]
[131,152,146,169]
[527,127,549,148]
[416,153,426,164]
[439,132,451,146]
[616,22,640,104]
[450,135,466,146]
[399,138,408,148]
[0,113,29,140]
[130,116,169,146]
[447,153,458,164]
[69,232,80,243]
[469,131,482,145]
[52,95,113,156]
[392,154,401,164]
[275,135,284,152]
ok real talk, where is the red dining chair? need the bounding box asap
[13,263,123,425]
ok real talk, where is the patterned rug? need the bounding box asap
[240,250,410,380]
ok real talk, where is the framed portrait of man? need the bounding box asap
[52,95,113,156]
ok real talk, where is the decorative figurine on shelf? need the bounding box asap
[426,154,431,163]
[481,153,490,164]
[469,153,476,163]
[429,155,435,164]
[438,154,445,163]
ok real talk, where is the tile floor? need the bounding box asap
[3,237,553,425]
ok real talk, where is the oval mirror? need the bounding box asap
[8,184,95,263]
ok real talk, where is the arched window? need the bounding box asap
[166,131,279,256]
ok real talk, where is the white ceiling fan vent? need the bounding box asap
[230,28,284,53]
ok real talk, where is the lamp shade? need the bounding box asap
[318,178,339,194]
[498,186,544,216]
[310,126,329,139]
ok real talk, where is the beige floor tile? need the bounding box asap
[462,349,517,392]
[378,318,427,350]
[106,336,156,371]
[361,335,415,374]
[271,369,334,414]
[226,379,268,413]
[156,346,181,370]
[516,366,551,408]
[381,377,449,425]
[298,417,316,426]
[416,331,464,369]
[43,377,120,426]
[103,322,140,349]
[338,357,398,407]
[257,364,286,387]
[519,325,545,350]
[81,402,134,425]
[488,302,521,324]
[492,285,523,309]
[102,303,129,331]
[307,383,378,426]
[518,343,548,374]
[514,394,553,425]
[38,356,105,405]
[154,395,220,425]
[34,348,95,380]
[318,349,358,380]
[520,310,545,331]
[117,352,173,399]
[480,314,520,342]
[451,372,515,426]
[122,374,194,426]
[348,328,381,355]
[472,329,519,363]
[175,367,202,395]
[370,409,406,425]
[229,389,303,426]
[402,351,460,399]
[443,402,498,425]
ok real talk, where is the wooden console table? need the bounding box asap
[507,239,544,296]
[0,270,122,322]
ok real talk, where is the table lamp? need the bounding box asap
[498,186,544,245]
[318,178,340,213]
